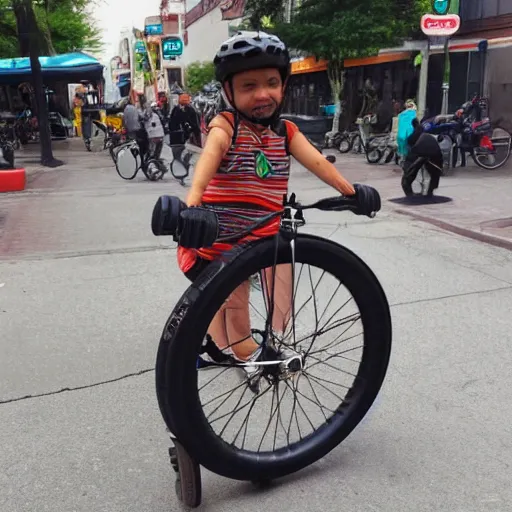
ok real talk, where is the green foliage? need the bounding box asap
[273,0,426,63]
[243,0,284,29]
[0,0,102,58]
[185,61,216,94]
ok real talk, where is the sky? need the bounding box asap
[93,0,162,62]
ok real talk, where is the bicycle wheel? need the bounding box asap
[472,127,512,170]
[143,159,167,181]
[351,134,362,154]
[366,147,383,164]
[338,135,352,154]
[115,142,139,180]
[156,233,392,482]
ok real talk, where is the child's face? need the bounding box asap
[228,68,284,121]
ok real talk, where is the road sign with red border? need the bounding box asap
[421,14,460,37]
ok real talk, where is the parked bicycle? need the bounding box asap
[151,190,391,508]
[114,139,167,181]
[422,95,512,170]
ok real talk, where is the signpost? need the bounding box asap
[421,0,461,114]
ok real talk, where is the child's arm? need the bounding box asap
[289,132,355,196]
[186,115,233,206]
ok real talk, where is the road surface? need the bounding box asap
[1,150,511,512]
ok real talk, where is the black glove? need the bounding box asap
[353,184,381,217]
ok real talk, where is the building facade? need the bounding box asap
[181,0,246,67]
[459,0,512,130]
[108,0,187,102]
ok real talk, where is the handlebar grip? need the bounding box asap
[151,195,186,238]
[310,196,357,212]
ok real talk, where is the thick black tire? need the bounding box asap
[156,233,392,482]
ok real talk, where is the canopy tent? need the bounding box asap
[0,52,104,85]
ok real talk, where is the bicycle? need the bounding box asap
[114,139,167,181]
[151,190,392,508]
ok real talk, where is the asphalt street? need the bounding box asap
[1,150,511,512]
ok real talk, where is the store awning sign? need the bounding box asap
[145,24,163,36]
[162,37,183,59]
[134,41,146,54]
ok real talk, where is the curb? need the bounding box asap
[393,208,512,251]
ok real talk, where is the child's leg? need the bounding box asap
[207,281,260,361]
[261,264,293,336]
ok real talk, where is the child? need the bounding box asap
[178,32,376,386]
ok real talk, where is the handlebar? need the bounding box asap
[152,192,379,249]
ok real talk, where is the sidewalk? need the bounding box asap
[330,153,512,249]
[8,138,512,250]
[15,138,111,179]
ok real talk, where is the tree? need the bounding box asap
[11,0,61,166]
[0,0,101,166]
[0,0,102,58]
[243,0,284,29]
[262,0,427,132]
[185,61,216,94]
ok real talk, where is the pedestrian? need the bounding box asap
[140,97,165,161]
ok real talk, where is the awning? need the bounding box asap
[0,52,104,85]
[291,56,328,75]
[291,51,413,74]
[344,51,412,68]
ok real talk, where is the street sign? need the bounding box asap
[145,23,163,36]
[162,37,184,59]
[421,14,460,36]
[432,0,450,15]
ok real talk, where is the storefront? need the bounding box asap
[285,51,417,124]
[284,56,330,116]
[0,52,104,117]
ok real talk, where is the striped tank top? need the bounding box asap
[178,112,298,274]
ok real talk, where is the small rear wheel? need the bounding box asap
[169,439,202,508]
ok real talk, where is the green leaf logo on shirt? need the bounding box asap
[254,150,273,179]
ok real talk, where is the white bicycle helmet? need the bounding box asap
[214,31,290,84]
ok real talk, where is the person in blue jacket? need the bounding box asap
[397,99,418,159]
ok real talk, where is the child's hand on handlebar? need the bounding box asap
[186,189,203,207]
